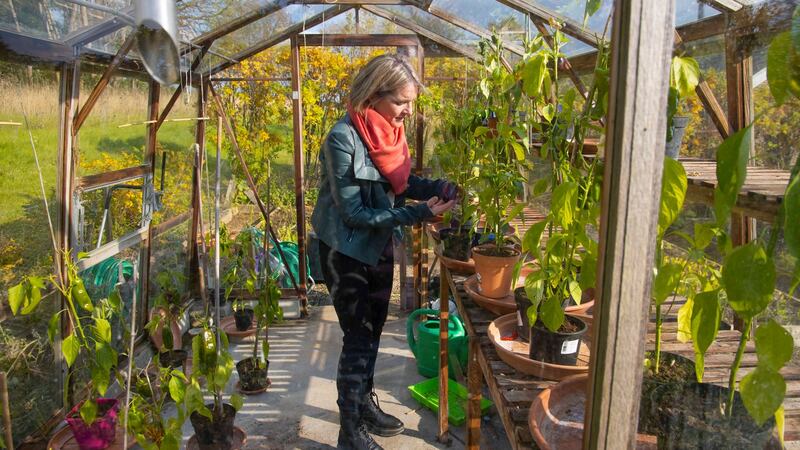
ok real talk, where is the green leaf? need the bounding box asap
[714,124,752,226]
[584,0,602,26]
[653,262,683,306]
[767,32,800,105]
[658,158,687,238]
[79,399,98,425]
[740,366,786,426]
[540,297,565,333]
[785,175,800,260]
[511,141,526,161]
[8,282,24,315]
[48,312,60,344]
[551,182,578,229]
[62,334,80,367]
[568,281,582,305]
[777,405,786,447]
[539,104,555,123]
[532,178,549,196]
[94,318,112,343]
[479,79,490,98]
[693,222,716,250]
[231,393,244,411]
[168,375,186,403]
[722,242,776,319]
[90,363,110,396]
[755,320,793,371]
[107,289,122,312]
[95,341,116,372]
[691,289,721,382]
[676,296,694,343]
[522,54,546,98]
[522,220,547,254]
[20,282,42,315]
[671,56,700,99]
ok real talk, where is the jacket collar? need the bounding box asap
[344,114,388,184]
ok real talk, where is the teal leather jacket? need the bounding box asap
[311,114,446,266]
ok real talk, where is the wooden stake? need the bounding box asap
[437,258,450,444]
[0,372,13,450]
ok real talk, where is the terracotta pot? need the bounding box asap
[65,398,120,450]
[149,307,183,351]
[529,374,657,450]
[464,275,515,315]
[471,244,520,299]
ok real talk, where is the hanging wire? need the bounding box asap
[121,263,138,450]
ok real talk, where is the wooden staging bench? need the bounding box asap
[438,266,800,449]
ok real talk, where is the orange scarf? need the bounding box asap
[347,104,411,194]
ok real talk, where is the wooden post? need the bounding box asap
[56,62,79,408]
[437,258,450,443]
[140,81,159,318]
[583,0,676,448]
[189,81,208,298]
[290,36,309,316]
[466,335,481,449]
[0,372,12,450]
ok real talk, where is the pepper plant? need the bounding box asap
[126,363,188,450]
[519,26,607,332]
[8,253,123,425]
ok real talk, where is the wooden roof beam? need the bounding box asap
[188,0,294,50]
[494,0,604,48]
[698,0,743,13]
[362,5,481,61]
[206,4,352,76]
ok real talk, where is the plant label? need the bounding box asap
[516,311,523,327]
[561,339,579,355]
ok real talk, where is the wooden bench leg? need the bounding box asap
[466,336,482,449]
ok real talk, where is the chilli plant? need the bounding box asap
[8,253,123,425]
[126,362,188,450]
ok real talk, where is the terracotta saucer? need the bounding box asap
[236,379,271,395]
[463,275,515,315]
[47,423,136,450]
[434,246,476,275]
[220,316,257,341]
[488,313,589,380]
[187,426,247,450]
[529,374,657,450]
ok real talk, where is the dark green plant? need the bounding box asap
[667,55,700,141]
[125,362,187,450]
[145,269,186,351]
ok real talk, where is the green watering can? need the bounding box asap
[407,309,468,379]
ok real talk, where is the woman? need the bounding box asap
[311,54,458,450]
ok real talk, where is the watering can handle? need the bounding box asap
[406,308,439,357]
[451,312,465,336]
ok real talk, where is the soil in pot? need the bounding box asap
[190,403,237,450]
[65,398,119,450]
[440,228,481,261]
[472,244,521,299]
[529,315,587,366]
[158,349,188,369]
[638,351,695,435]
[236,357,270,392]
[654,382,775,450]
[233,308,254,331]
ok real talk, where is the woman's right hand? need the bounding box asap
[426,196,456,216]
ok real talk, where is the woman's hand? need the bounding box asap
[426,196,456,215]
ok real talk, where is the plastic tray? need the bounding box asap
[408,377,493,426]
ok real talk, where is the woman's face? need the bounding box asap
[371,82,417,128]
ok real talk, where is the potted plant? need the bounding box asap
[470,35,529,299]
[9,254,124,449]
[125,361,188,450]
[665,55,700,159]
[185,319,244,450]
[146,270,188,367]
[235,273,282,393]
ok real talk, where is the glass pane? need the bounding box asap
[381,5,480,47]
[302,8,414,35]
[432,0,527,43]
[0,0,129,42]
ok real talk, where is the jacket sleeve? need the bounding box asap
[404,174,447,201]
[323,128,433,228]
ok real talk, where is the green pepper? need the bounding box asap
[71,278,93,312]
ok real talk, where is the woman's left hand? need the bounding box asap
[426,196,456,215]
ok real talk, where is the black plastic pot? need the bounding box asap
[190,403,237,450]
[440,228,481,261]
[638,351,696,435]
[236,357,270,392]
[654,382,775,450]
[158,349,188,369]
[514,287,531,342]
[528,315,587,366]
[233,308,254,331]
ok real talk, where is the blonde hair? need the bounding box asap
[348,54,424,113]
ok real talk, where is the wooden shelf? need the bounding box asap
[681,158,791,223]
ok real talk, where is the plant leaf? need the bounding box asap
[653,262,683,306]
[540,296,565,333]
[19,282,42,315]
[691,289,720,382]
[722,242,776,319]
[568,281,582,305]
[785,175,800,260]
[767,32,800,105]
[658,158,687,238]
[532,178,549,196]
[168,375,186,403]
[693,222,716,250]
[755,320,793,371]
[714,124,752,227]
[740,366,786,426]
[584,0,602,26]
[79,399,98,426]
[90,363,110,396]
[777,405,786,447]
[48,312,61,343]
[94,318,112,343]
[62,334,80,367]
[522,220,547,255]
[676,296,694,343]
[8,282,24,315]
[231,393,244,411]
[671,56,700,99]
[551,182,578,229]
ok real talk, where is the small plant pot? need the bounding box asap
[158,349,188,369]
[149,307,183,351]
[65,398,119,450]
[236,357,270,392]
[233,308,254,331]
[189,403,237,450]
[638,351,695,435]
[528,315,588,366]
[472,244,521,299]
[440,228,482,261]
[514,287,531,342]
[654,382,775,450]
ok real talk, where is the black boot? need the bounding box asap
[362,391,404,437]
[337,416,384,450]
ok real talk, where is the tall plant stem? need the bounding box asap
[727,318,752,417]
[654,306,663,374]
